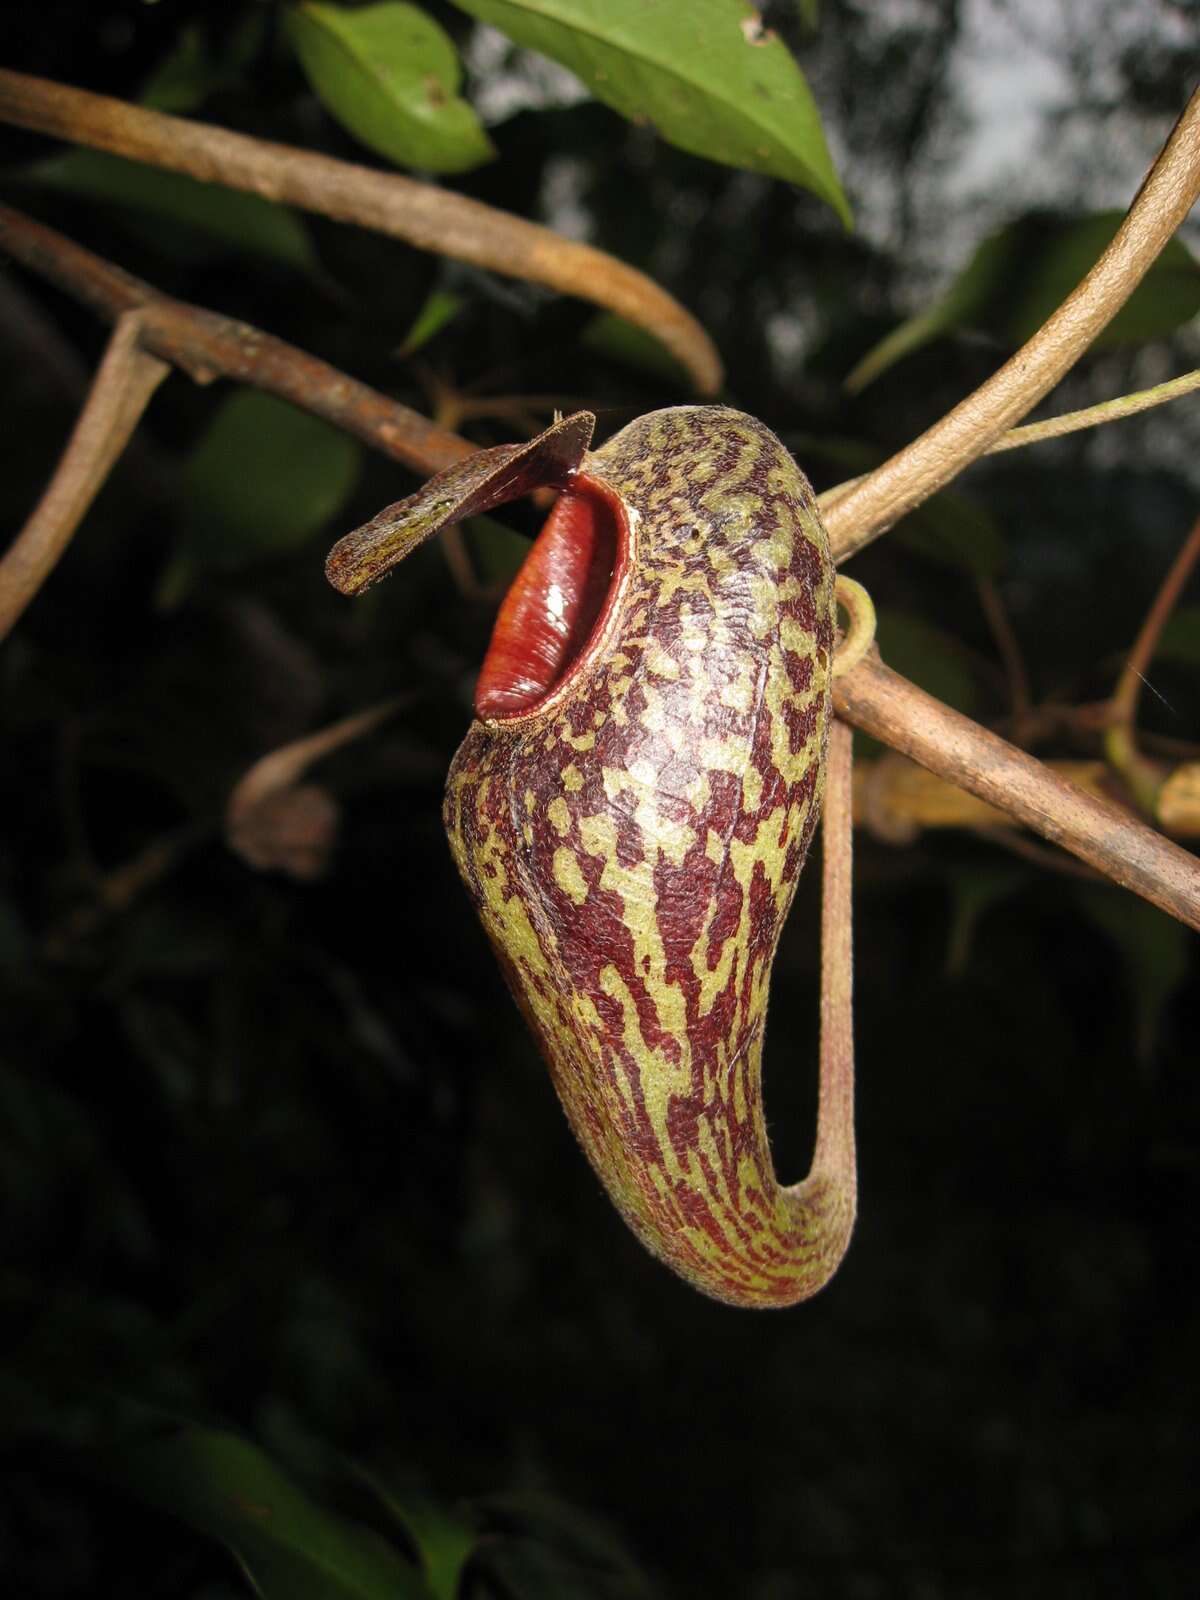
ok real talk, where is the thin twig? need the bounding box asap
[5,208,1198,928]
[823,89,1200,561]
[0,310,168,637]
[987,367,1200,453]
[1105,513,1200,812]
[817,365,1200,516]
[1111,513,1200,727]
[0,202,475,475]
[814,716,855,1185]
[975,575,1034,740]
[834,651,1200,932]
[0,68,722,396]
[981,827,1105,882]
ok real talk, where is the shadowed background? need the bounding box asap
[2,2,1199,1595]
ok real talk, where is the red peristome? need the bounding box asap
[474,476,625,721]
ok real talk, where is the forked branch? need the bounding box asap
[0,68,722,396]
[823,87,1200,561]
[834,653,1200,932]
[2,124,1198,926]
[0,309,168,638]
[0,203,475,475]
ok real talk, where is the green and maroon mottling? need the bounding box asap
[328,407,856,1307]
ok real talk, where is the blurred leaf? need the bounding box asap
[0,895,32,968]
[580,312,689,385]
[26,150,320,274]
[139,25,216,113]
[109,902,232,988]
[792,434,1007,577]
[398,1502,475,1600]
[1001,213,1200,345]
[175,392,361,582]
[942,863,1030,977]
[895,490,1008,579]
[398,289,468,356]
[225,7,274,75]
[845,225,1018,392]
[284,1,494,174]
[1075,886,1190,1068]
[1154,603,1200,667]
[356,1479,476,1600]
[446,0,850,221]
[119,996,202,1105]
[465,514,532,587]
[98,1413,432,1599]
[875,610,978,714]
[473,1493,657,1600]
[788,431,877,477]
[847,211,1200,390]
[138,13,271,110]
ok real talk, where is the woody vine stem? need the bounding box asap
[1,72,1200,931]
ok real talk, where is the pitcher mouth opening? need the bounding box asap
[474,474,630,723]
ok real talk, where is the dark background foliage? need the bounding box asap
[3,2,1199,1595]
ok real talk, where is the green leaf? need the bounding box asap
[874,610,978,715]
[398,288,468,356]
[1075,886,1190,1068]
[465,514,532,587]
[473,1493,656,1600]
[844,225,1019,391]
[284,1,494,174]
[137,13,271,111]
[1154,604,1200,668]
[580,312,689,386]
[355,1479,477,1600]
[177,392,361,579]
[26,150,319,274]
[446,0,850,221]
[98,1414,432,1600]
[790,434,1007,578]
[787,431,877,478]
[1001,213,1200,345]
[139,25,216,114]
[0,895,32,968]
[942,863,1030,977]
[846,211,1200,391]
[895,489,1008,580]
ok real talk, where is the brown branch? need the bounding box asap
[0,309,168,637]
[0,68,722,396]
[0,202,475,475]
[824,88,1200,561]
[5,211,1198,929]
[834,652,1200,932]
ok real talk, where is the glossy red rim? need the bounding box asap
[474,474,630,723]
